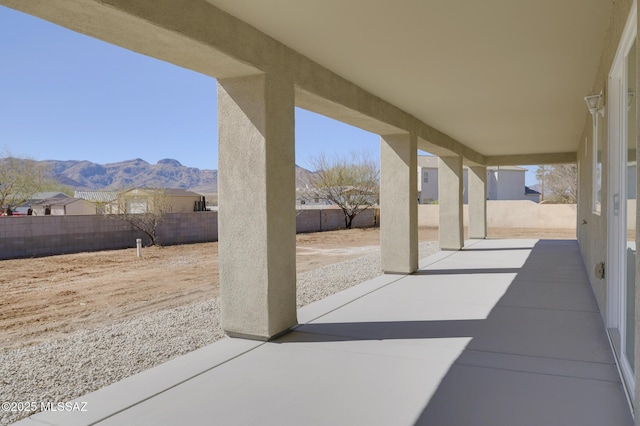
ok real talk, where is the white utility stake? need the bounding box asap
[136,238,142,257]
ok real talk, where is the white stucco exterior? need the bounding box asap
[31,198,97,216]
[418,156,533,204]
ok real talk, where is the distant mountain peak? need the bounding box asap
[39,158,313,197]
[157,158,183,167]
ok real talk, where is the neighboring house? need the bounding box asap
[105,188,204,214]
[525,186,542,203]
[417,155,534,204]
[30,192,71,201]
[296,188,330,205]
[31,197,96,216]
[12,192,72,215]
[75,191,119,214]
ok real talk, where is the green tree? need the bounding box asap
[40,181,75,197]
[0,149,49,211]
[301,151,379,229]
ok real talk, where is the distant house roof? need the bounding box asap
[417,155,527,172]
[525,186,541,195]
[75,191,118,203]
[31,192,71,201]
[162,188,203,197]
[120,188,203,197]
[32,197,88,206]
[12,192,71,208]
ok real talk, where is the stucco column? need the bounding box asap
[439,156,464,250]
[380,133,418,273]
[217,74,297,340]
[468,166,487,239]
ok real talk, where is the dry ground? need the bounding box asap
[0,227,575,349]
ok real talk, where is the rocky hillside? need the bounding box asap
[38,158,315,195]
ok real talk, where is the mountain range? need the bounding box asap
[39,158,315,195]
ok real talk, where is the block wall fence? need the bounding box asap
[417,201,577,229]
[0,202,576,260]
[0,208,376,260]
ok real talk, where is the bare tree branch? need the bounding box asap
[536,164,577,204]
[0,148,50,211]
[300,151,379,229]
[109,188,170,246]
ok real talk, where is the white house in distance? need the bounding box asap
[418,155,540,204]
[76,188,206,213]
[31,197,97,216]
[104,188,205,214]
[12,191,71,215]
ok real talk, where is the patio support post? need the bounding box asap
[217,74,297,340]
[380,133,418,273]
[438,156,464,250]
[468,166,487,239]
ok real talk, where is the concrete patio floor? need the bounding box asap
[17,239,634,425]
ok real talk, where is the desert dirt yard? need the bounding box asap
[0,227,576,350]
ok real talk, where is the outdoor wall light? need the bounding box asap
[584,92,605,123]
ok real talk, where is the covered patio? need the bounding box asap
[16,239,633,425]
[2,0,639,423]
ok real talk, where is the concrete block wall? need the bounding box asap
[0,213,218,260]
[0,208,375,260]
[0,202,576,260]
[296,209,323,233]
[0,215,147,259]
[296,208,376,232]
[418,200,577,229]
[157,212,218,245]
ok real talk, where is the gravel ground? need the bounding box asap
[0,241,439,425]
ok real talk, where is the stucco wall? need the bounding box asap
[166,196,202,213]
[495,170,526,200]
[419,167,439,203]
[576,0,634,317]
[421,167,529,204]
[66,200,97,215]
[31,201,96,216]
[418,201,577,229]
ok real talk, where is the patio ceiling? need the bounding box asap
[208,0,613,158]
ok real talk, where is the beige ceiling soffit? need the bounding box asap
[3,0,478,162]
[94,0,272,78]
[462,157,487,167]
[417,127,486,166]
[295,65,484,164]
[486,152,577,166]
[292,58,414,133]
[0,0,261,79]
[459,146,487,166]
[417,138,456,158]
[297,78,485,163]
[295,89,404,136]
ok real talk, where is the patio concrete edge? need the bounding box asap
[296,273,407,324]
[15,338,263,426]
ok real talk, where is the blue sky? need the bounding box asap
[0,6,538,185]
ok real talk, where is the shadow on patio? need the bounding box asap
[17,239,633,426]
